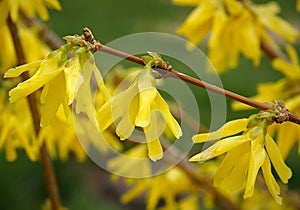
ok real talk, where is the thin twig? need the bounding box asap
[21,14,64,49]
[94,40,300,125]
[7,15,62,210]
[260,40,289,61]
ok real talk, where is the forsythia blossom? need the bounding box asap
[232,45,300,159]
[97,68,182,161]
[120,167,197,210]
[0,0,61,24]
[4,36,106,127]
[190,111,292,204]
[173,0,299,73]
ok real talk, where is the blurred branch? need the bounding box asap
[260,40,289,61]
[21,13,64,49]
[7,15,62,210]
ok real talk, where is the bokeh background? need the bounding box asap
[0,0,299,209]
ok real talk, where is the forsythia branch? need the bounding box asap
[7,15,62,210]
[81,28,300,126]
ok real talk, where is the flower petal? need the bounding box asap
[40,73,66,127]
[214,142,250,187]
[262,155,282,204]
[265,134,292,183]
[192,118,248,143]
[190,135,248,162]
[244,136,265,199]
[4,60,42,78]
[153,93,182,139]
[135,88,157,127]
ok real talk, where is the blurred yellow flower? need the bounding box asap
[0,90,37,161]
[0,24,50,70]
[97,68,182,161]
[0,0,61,24]
[190,115,292,204]
[173,0,299,73]
[120,167,196,210]
[272,45,300,79]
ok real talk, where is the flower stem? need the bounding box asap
[7,15,62,210]
[93,38,300,125]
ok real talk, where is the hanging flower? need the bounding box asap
[190,110,292,204]
[0,0,61,25]
[97,68,182,161]
[120,167,196,210]
[173,0,299,73]
[232,46,300,159]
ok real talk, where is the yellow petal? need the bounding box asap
[8,51,66,102]
[192,118,248,143]
[64,57,81,105]
[214,142,250,187]
[5,137,17,162]
[144,111,164,161]
[209,6,228,48]
[33,0,49,20]
[261,155,282,204]
[154,93,182,139]
[97,99,114,131]
[45,0,62,10]
[135,88,157,127]
[4,60,42,78]
[244,136,265,199]
[146,138,163,162]
[40,72,66,127]
[276,122,298,159]
[190,135,248,162]
[114,87,139,140]
[265,134,292,183]
[121,182,148,204]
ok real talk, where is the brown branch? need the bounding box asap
[260,40,289,61]
[21,14,64,50]
[93,39,300,125]
[7,16,62,210]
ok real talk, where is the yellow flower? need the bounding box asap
[0,0,61,24]
[297,0,300,12]
[120,167,195,210]
[0,95,38,161]
[97,68,182,161]
[0,24,50,70]
[232,79,300,159]
[190,115,292,204]
[232,45,300,159]
[272,45,300,79]
[4,42,107,127]
[38,106,86,162]
[173,0,299,73]
[107,145,151,177]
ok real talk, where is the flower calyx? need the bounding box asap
[248,100,289,129]
[142,51,172,79]
[63,27,102,52]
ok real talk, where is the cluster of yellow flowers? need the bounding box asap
[1,0,300,209]
[173,0,299,73]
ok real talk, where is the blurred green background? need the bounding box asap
[1,0,299,209]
